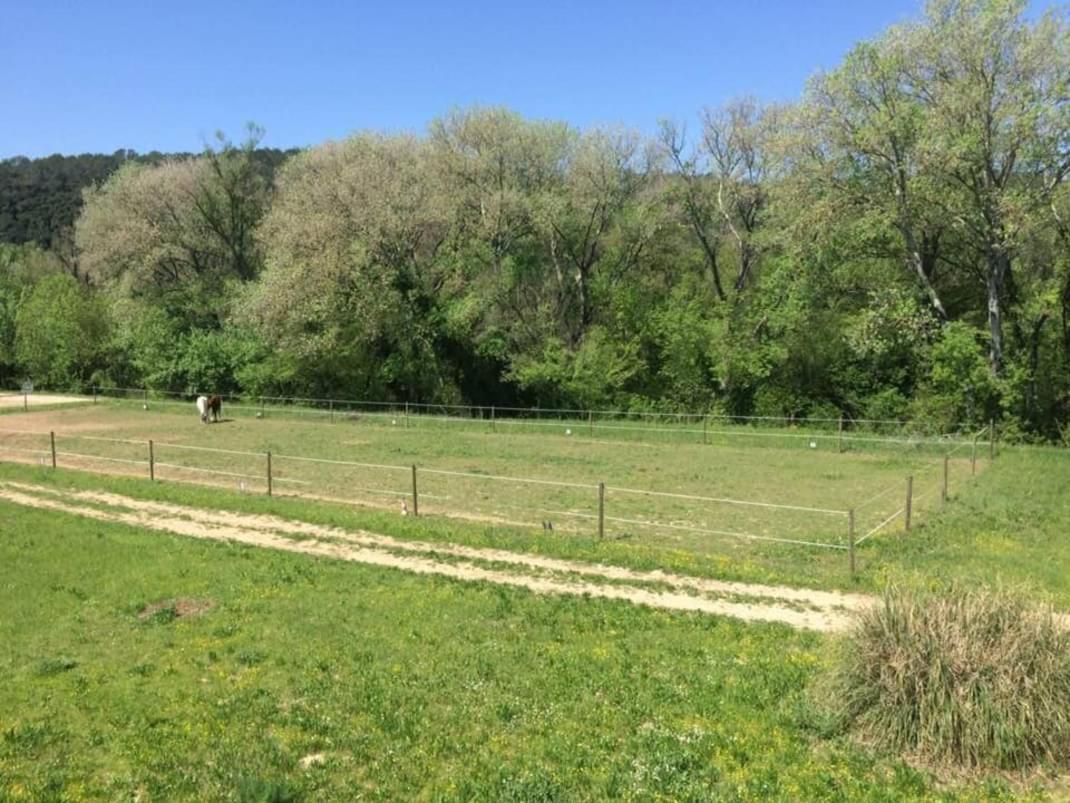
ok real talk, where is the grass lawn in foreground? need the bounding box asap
[0,497,1041,802]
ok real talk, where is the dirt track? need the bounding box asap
[0,393,91,409]
[0,480,872,631]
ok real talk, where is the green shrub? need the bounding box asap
[824,584,1070,770]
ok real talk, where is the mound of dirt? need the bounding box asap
[138,597,215,621]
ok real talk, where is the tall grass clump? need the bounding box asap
[825,584,1070,770]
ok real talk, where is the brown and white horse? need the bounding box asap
[196,394,223,423]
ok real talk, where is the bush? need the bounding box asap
[914,322,1000,431]
[824,584,1070,770]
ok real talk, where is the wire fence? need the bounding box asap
[83,386,989,457]
[0,417,994,577]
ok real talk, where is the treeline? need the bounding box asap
[1,0,1069,441]
[0,146,295,250]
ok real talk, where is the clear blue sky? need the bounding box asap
[0,0,1059,158]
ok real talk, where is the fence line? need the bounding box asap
[855,482,902,511]
[96,385,911,424]
[92,385,953,433]
[418,467,597,490]
[80,389,994,457]
[153,461,291,484]
[856,508,906,544]
[605,485,848,516]
[0,410,995,575]
[58,434,146,446]
[153,442,264,458]
[274,453,413,473]
[0,445,50,456]
[54,451,145,467]
[602,513,849,550]
[851,427,984,524]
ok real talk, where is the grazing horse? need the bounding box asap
[207,394,222,423]
[196,394,223,423]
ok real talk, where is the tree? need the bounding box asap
[658,120,728,301]
[803,32,953,321]
[248,133,452,398]
[910,0,1070,376]
[702,98,779,293]
[536,128,661,345]
[75,128,272,327]
[14,273,110,388]
[0,244,62,385]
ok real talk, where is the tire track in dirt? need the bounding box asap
[0,481,868,631]
[2,481,870,612]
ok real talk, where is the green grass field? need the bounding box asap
[0,491,1054,802]
[0,402,985,573]
[1,403,1067,800]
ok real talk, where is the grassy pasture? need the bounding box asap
[0,496,1041,802]
[0,426,1068,798]
[0,402,982,572]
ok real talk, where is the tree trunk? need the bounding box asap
[911,249,948,320]
[986,248,1009,376]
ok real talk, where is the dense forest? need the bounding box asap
[0,147,294,250]
[1,0,1068,440]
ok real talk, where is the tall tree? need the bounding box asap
[658,120,728,301]
[702,98,779,293]
[248,133,452,398]
[76,129,271,325]
[804,33,953,321]
[911,0,1070,375]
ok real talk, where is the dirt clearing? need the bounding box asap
[0,480,872,631]
[0,393,92,410]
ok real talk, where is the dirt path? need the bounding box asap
[0,481,871,632]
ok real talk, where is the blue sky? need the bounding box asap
[0,0,1059,158]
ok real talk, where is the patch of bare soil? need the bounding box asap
[138,597,216,620]
[0,408,119,433]
[0,481,871,632]
[0,394,92,409]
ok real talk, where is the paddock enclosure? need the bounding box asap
[0,394,991,574]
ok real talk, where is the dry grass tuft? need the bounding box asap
[825,584,1070,771]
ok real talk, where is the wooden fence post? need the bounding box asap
[588,410,594,437]
[50,431,56,469]
[148,440,155,481]
[330,399,334,423]
[848,509,856,580]
[703,415,708,445]
[598,482,605,540]
[266,451,272,496]
[989,419,996,460]
[838,416,844,453]
[143,388,148,408]
[405,402,410,429]
[491,405,496,432]
[411,465,419,516]
[904,475,913,532]
[941,455,949,503]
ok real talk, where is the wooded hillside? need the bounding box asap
[1,1,1067,440]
